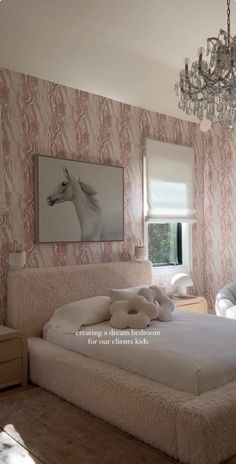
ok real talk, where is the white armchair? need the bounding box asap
[215,283,236,319]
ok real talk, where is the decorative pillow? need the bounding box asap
[110,285,148,302]
[45,296,111,334]
[139,286,175,322]
[109,295,159,329]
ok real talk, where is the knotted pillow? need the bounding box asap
[139,286,175,322]
[109,295,159,329]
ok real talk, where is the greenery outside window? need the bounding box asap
[148,223,182,267]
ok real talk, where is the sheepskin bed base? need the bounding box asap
[29,337,236,464]
[0,387,178,464]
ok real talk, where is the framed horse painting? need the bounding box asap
[34,155,124,243]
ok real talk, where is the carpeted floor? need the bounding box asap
[0,387,178,464]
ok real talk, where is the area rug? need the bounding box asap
[0,387,178,464]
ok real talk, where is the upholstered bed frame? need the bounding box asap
[6,261,236,464]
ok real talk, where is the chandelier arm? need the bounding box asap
[208,36,223,43]
[181,80,209,93]
[181,74,233,96]
[207,32,235,47]
[183,72,226,93]
[199,67,233,85]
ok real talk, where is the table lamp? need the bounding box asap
[171,273,193,297]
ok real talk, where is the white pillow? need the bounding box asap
[44,296,111,334]
[110,285,148,302]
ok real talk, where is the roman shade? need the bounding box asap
[145,139,196,223]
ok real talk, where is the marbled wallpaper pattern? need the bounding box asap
[203,126,236,309]
[0,67,205,323]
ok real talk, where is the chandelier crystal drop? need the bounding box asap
[175,0,236,129]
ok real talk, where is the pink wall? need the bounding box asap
[203,125,236,309]
[0,67,205,323]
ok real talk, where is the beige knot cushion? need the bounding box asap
[139,286,175,322]
[109,295,159,329]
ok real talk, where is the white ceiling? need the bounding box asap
[0,0,235,121]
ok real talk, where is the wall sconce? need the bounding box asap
[134,245,147,261]
[9,241,26,271]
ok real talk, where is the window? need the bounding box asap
[148,223,182,267]
[145,139,195,269]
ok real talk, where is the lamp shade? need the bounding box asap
[171,273,193,297]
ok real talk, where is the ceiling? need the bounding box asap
[0,0,235,121]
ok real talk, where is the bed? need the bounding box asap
[6,261,236,464]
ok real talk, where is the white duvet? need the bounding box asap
[43,310,236,395]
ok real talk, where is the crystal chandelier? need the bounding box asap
[175,0,236,129]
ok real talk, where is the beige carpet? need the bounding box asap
[0,387,179,464]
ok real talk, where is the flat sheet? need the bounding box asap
[43,310,236,395]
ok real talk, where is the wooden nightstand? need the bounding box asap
[173,296,208,314]
[0,325,27,390]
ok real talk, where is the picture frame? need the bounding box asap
[34,155,124,243]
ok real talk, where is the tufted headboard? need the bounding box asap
[7,261,152,337]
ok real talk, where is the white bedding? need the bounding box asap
[43,309,236,395]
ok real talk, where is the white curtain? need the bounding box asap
[145,138,196,223]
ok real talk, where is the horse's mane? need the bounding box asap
[79,181,101,211]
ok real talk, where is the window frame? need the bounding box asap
[147,222,183,267]
[144,222,192,275]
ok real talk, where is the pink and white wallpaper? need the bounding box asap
[0,67,206,323]
[203,125,236,309]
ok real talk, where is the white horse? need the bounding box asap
[47,166,103,241]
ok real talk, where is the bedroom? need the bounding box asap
[1,0,236,463]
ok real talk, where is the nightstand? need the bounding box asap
[173,296,208,314]
[0,325,27,390]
